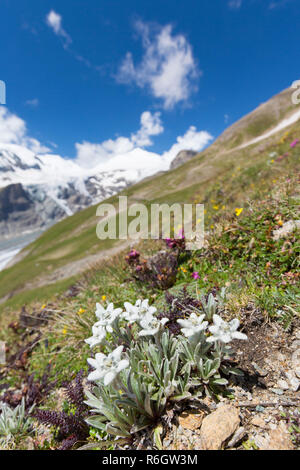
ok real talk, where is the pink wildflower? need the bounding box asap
[290,139,299,148]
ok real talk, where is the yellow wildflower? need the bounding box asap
[41,304,47,310]
[213,205,219,210]
[278,220,283,227]
[77,308,85,315]
[235,208,243,217]
[62,328,67,336]
[102,295,107,301]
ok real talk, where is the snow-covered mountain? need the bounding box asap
[0,143,164,238]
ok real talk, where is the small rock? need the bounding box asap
[227,427,246,448]
[178,410,205,431]
[290,377,300,392]
[285,371,300,391]
[270,388,284,395]
[268,423,277,431]
[199,405,240,450]
[253,435,269,449]
[23,437,35,450]
[291,340,300,351]
[295,368,300,379]
[258,422,293,450]
[251,416,267,428]
[255,405,265,413]
[252,362,268,377]
[272,220,300,241]
[277,379,289,390]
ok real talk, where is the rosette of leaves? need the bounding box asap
[84,296,246,445]
[158,287,226,334]
[200,287,227,321]
[0,398,33,448]
[178,331,238,397]
[85,331,193,439]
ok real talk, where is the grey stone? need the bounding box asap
[270,388,285,395]
[227,427,246,448]
[170,150,198,170]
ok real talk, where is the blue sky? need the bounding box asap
[0,0,299,167]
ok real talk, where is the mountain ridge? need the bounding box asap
[0,144,161,237]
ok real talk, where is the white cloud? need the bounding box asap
[162,126,213,165]
[46,10,104,72]
[76,138,134,168]
[228,0,242,9]
[0,107,50,153]
[75,109,212,173]
[25,98,39,108]
[269,0,292,9]
[117,21,199,109]
[46,10,72,49]
[0,107,25,144]
[75,111,164,167]
[0,107,212,180]
[131,111,164,147]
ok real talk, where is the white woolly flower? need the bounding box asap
[85,324,106,348]
[87,346,129,385]
[122,299,157,324]
[177,313,208,337]
[207,314,248,344]
[138,312,168,336]
[95,302,122,333]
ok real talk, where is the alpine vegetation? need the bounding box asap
[0,399,33,448]
[84,298,247,442]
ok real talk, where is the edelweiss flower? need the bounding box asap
[87,346,129,385]
[122,299,157,324]
[85,324,106,348]
[207,314,248,344]
[95,302,122,333]
[177,313,208,337]
[138,312,168,336]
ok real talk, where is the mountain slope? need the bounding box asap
[0,86,299,307]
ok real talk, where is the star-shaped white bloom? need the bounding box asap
[85,324,107,348]
[95,302,122,333]
[207,314,248,344]
[87,346,129,385]
[138,312,168,336]
[177,313,208,337]
[122,299,157,324]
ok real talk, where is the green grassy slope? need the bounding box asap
[0,87,299,309]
